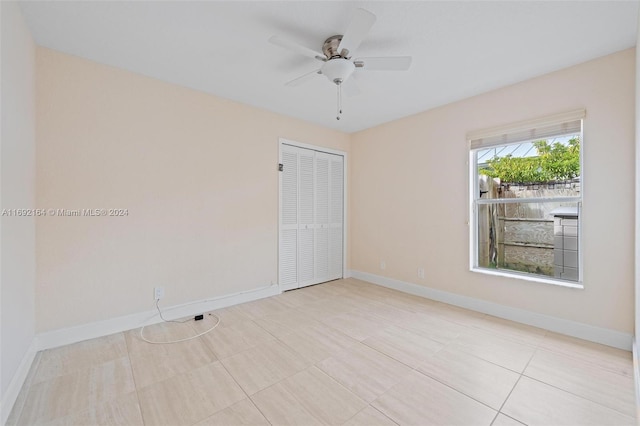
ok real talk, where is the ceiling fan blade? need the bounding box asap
[355,56,412,71]
[285,69,322,87]
[269,35,326,61]
[343,78,361,97]
[337,8,376,58]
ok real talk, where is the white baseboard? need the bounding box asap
[351,270,633,351]
[36,284,281,351]
[633,339,640,417]
[1,339,38,426]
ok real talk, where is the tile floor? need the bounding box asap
[7,278,636,425]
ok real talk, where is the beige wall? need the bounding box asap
[35,48,350,332]
[34,44,636,335]
[1,2,37,398]
[351,48,635,334]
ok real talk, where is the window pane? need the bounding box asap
[477,201,579,282]
[476,135,580,200]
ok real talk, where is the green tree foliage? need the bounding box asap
[480,137,580,183]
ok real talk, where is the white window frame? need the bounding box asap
[468,110,585,289]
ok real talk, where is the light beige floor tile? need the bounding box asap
[195,398,269,426]
[45,391,143,426]
[343,406,398,426]
[32,333,127,385]
[338,278,374,291]
[355,301,417,325]
[258,308,324,338]
[6,352,42,426]
[125,323,217,389]
[469,315,547,346]
[523,349,635,417]
[540,332,633,376]
[417,348,520,410]
[362,325,443,367]
[206,305,254,325]
[352,281,402,295]
[252,383,324,426]
[320,286,384,307]
[333,291,382,310]
[221,340,310,395]
[372,370,496,425]
[343,286,395,304]
[395,312,468,344]
[275,287,328,308]
[448,330,536,372]
[363,284,407,297]
[321,310,391,341]
[428,303,489,327]
[252,366,366,425]
[135,318,200,342]
[304,281,352,298]
[292,296,360,321]
[502,376,635,425]
[492,413,526,426]
[137,361,245,426]
[18,279,635,426]
[19,356,135,425]
[370,291,442,314]
[196,318,275,359]
[277,322,359,364]
[318,343,412,403]
[343,281,399,298]
[319,279,357,295]
[235,297,290,320]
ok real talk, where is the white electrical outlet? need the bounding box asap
[154,286,165,300]
[417,268,425,279]
[380,261,386,270]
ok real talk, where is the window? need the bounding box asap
[468,109,585,287]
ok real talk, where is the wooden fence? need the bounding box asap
[499,217,553,275]
[477,176,577,276]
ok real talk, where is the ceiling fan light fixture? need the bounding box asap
[321,58,355,85]
[269,8,412,121]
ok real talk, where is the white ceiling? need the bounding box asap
[19,1,639,133]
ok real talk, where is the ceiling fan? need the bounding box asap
[269,8,412,120]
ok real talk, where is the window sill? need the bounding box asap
[471,267,584,289]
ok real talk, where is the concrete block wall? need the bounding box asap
[554,215,579,281]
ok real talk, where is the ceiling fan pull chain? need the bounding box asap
[336,82,340,120]
[336,81,343,121]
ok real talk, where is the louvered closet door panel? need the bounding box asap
[329,154,344,280]
[281,229,298,289]
[314,153,330,282]
[298,149,315,285]
[280,144,344,291]
[279,147,299,290]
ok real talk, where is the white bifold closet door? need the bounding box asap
[279,144,343,291]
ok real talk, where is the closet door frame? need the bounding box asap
[278,138,348,291]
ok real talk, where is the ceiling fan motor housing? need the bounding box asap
[323,35,346,58]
